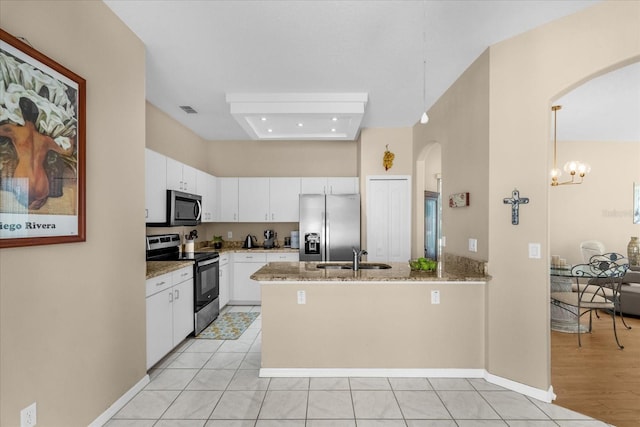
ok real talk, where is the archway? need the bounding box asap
[548,59,640,424]
[414,142,442,259]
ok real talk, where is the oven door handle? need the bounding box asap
[198,258,219,267]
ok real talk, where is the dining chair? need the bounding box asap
[550,252,629,349]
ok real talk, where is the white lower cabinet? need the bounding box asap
[146,266,194,369]
[266,252,299,262]
[219,254,230,309]
[231,253,266,304]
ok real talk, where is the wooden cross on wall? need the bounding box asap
[503,189,529,225]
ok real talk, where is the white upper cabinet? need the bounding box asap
[217,177,239,222]
[327,177,359,194]
[166,157,198,193]
[301,177,359,194]
[269,177,301,222]
[145,149,167,223]
[196,170,217,222]
[238,178,270,222]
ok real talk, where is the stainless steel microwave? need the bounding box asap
[166,189,202,226]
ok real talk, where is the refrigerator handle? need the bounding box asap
[322,211,328,261]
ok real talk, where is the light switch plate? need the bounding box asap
[227,231,233,239]
[297,290,306,304]
[468,238,477,253]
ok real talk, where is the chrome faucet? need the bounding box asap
[352,247,368,271]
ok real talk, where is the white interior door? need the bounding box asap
[366,176,411,262]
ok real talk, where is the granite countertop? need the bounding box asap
[251,261,490,283]
[146,247,299,279]
[146,260,194,279]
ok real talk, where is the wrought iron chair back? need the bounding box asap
[552,252,629,349]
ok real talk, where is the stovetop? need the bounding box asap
[146,233,218,262]
[148,251,218,262]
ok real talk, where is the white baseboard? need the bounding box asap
[259,368,554,403]
[484,372,556,403]
[260,368,486,378]
[89,374,150,427]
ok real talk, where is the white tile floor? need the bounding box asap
[106,306,612,427]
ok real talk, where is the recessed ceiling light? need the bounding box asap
[331,128,336,132]
[267,129,273,133]
[332,117,338,121]
[261,117,267,121]
[297,123,303,127]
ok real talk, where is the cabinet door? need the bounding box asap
[327,177,359,194]
[239,178,269,222]
[232,261,264,304]
[197,171,217,222]
[218,177,239,222]
[146,288,173,369]
[145,149,167,223]
[172,279,194,344]
[269,178,301,222]
[181,164,198,193]
[301,177,327,194]
[166,157,184,191]
[219,260,230,309]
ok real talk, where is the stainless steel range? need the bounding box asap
[146,234,220,335]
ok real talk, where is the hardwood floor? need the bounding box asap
[551,311,640,427]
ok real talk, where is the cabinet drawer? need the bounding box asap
[173,266,193,283]
[219,254,230,265]
[266,252,299,262]
[234,253,267,262]
[146,272,173,297]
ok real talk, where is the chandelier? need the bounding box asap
[550,105,590,186]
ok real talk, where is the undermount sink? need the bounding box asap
[358,263,392,269]
[316,263,392,270]
[316,263,353,270]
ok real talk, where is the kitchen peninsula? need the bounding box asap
[252,258,491,377]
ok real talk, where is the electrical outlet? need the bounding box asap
[227,231,233,239]
[297,290,306,304]
[21,402,36,427]
[529,243,541,259]
[468,238,477,253]
[431,290,440,304]
[441,236,446,247]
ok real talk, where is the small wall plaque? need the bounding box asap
[449,192,470,208]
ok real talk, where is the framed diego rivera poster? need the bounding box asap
[0,29,86,248]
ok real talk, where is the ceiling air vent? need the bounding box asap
[179,105,198,114]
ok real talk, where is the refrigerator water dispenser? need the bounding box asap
[304,233,321,255]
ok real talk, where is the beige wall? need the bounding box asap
[412,0,639,393]
[262,282,485,368]
[550,140,640,264]
[146,102,209,171]
[486,1,639,390]
[206,139,358,177]
[0,1,147,426]
[413,50,490,261]
[358,127,414,251]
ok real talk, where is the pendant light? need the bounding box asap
[550,105,590,186]
[420,61,429,124]
[419,1,429,124]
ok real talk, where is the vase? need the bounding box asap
[627,237,640,266]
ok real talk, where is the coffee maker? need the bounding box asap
[263,229,276,249]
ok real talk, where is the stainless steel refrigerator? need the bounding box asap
[299,194,361,261]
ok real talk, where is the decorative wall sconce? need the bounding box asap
[383,144,395,171]
[550,105,590,186]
